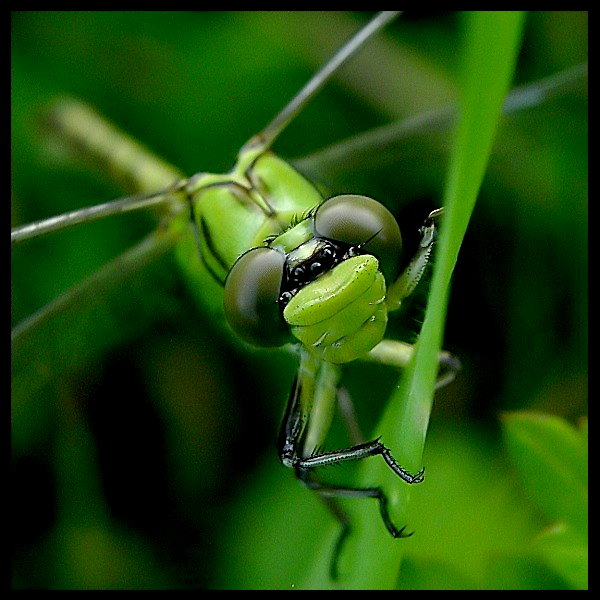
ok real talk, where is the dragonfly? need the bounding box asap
[12,11,462,579]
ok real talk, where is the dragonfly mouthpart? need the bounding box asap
[283,255,388,363]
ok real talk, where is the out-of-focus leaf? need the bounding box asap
[395,556,476,590]
[212,455,332,590]
[482,550,568,590]
[219,423,544,589]
[501,411,587,532]
[48,522,170,590]
[395,423,543,588]
[532,522,587,590]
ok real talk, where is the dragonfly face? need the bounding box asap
[223,194,403,363]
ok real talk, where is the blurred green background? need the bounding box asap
[11,11,587,589]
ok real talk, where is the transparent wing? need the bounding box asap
[293,61,588,178]
[11,186,185,244]
[12,224,185,345]
[242,11,402,153]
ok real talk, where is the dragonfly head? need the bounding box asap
[223,195,403,363]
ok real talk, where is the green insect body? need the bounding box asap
[166,140,445,483]
[180,145,405,366]
[174,149,323,322]
[12,12,456,581]
[190,150,322,280]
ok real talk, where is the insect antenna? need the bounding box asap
[358,228,384,250]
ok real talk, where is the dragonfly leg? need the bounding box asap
[295,466,413,580]
[363,339,461,389]
[295,437,424,484]
[277,365,422,579]
[336,386,365,445]
[277,358,424,483]
[386,207,444,312]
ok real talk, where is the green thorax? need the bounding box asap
[186,150,323,283]
[269,219,315,255]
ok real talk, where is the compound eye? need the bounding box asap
[224,247,289,347]
[314,194,403,281]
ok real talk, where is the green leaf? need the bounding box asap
[395,556,476,590]
[501,411,588,532]
[533,523,588,590]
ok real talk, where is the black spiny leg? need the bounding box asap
[278,363,423,580]
[295,466,414,580]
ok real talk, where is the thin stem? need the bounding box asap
[241,11,402,153]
